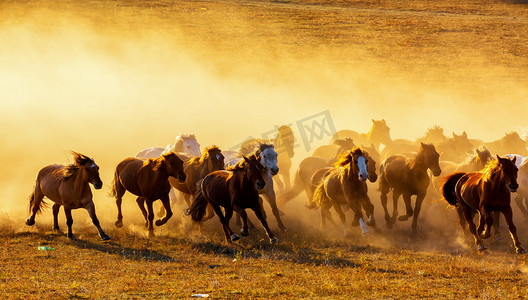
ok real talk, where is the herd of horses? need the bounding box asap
[24,121,528,254]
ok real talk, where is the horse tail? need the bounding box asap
[308,182,328,209]
[28,189,45,215]
[186,188,208,223]
[441,172,465,206]
[108,169,120,198]
[278,169,303,204]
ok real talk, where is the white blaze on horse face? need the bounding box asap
[262,148,278,170]
[90,163,97,168]
[357,156,368,181]
[216,154,221,160]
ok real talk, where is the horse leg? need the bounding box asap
[210,202,237,243]
[136,197,149,228]
[155,195,173,226]
[251,203,278,244]
[201,204,216,223]
[146,200,156,238]
[52,203,61,231]
[492,211,502,241]
[64,207,74,240]
[455,205,471,241]
[514,194,528,222]
[332,203,348,237]
[480,209,494,240]
[390,191,402,224]
[398,193,413,222]
[361,195,376,227]
[237,208,250,236]
[460,204,485,251]
[85,202,110,240]
[410,194,425,235]
[26,187,45,226]
[263,191,287,232]
[501,205,526,254]
[113,179,126,228]
[380,184,392,229]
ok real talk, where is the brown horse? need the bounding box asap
[379,143,442,234]
[309,148,376,236]
[441,156,525,254]
[111,152,186,237]
[186,154,278,244]
[436,131,474,163]
[26,152,110,240]
[169,146,225,206]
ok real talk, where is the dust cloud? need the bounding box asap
[1,1,527,243]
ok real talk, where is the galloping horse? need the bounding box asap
[331,119,392,152]
[309,148,376,236]
[441,156,525,253]
[26,152,110,240]
[227,143,286,231]
[136,134,201,159]
[505,154,528,222]
[485,132,528,156]
[187,155,278,244]
[111,152,186,237]
[436,132,474,163]
[379,143,442,234]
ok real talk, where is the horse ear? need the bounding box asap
[476,149,481,155]
[420,142,426,148]
[371,119,375,123]
[512,156,517,164]
[462,131,467,137]
[382,119,386,124]
[243,156,249,162]
[496,154,501,163]
[452,132,456,138]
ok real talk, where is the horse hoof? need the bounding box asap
[155,219,165,226]
[398,215,409,221]
[386,222,393,230]
[101,234,111,241]
[516,247,526,254]
[478,245,487,251]
[148,232,156,239]
[26,219,35,226]
[114,220,123,228]
[231,234,240,242]
[67,234,76,240]
[240,229,249,237]
[270,237,279,244]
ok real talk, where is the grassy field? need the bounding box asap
[2,0,528,298]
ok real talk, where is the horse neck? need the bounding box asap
[71,168,90,194]
[173,139,183,152]
[410,151,428,173]
[341,163,359,184]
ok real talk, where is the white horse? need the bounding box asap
[228,143,286,231]
[505,154,528,222]
[136,134,201,159]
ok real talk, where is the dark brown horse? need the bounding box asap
[186,155,278,244]
[309,148,376,236]
[441,156,525,254]
[26,152,110,240]
[379,143,442,234]
[111,152,186,237]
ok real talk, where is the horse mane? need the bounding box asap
[334,147,364,168]
[481,158,501,181]
[56,152,94,180]
[145,153,175,172]
[227,154,258,172]
[255,143,275,156]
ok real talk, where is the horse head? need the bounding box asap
[275,125,295,158]
[424,125,447,144]
[244,155,267,190]
[337,148,369,182]
[498,155,519,192]
[452,131,473,154]
[257,144,279,176]
[420,143,441,176]
[370,119,392,147]
[475,147,492,168]
[178,134,201,157]
[204,146,225,172]
[162,152,186,183]
[72,152,102,189]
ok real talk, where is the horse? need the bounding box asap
[331,119,392,153]
[110,152,187,237]
[379,143,442,234]
[25,152,110,240]
[381,125,447,160]
[435,131,474,163]
[309,148,375,236]
[136,134,201,159]
[186,155,278,244]
[312,138,356,161]
[441,156,525,254]
[238,125,295,193]
[505,154,528,222]
[416,125,448,145]
[227,143,286,232]
[485,132,528,156]
[168,146,225,207]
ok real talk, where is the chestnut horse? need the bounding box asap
[441,156,525,254]
[186,155,278,244]
[379,143,442,234]
[309,148,376,236]
[331,119,392,153]
[26,152,110,240]
[111,152,186,237]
